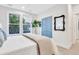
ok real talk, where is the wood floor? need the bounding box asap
[58,40,79,55]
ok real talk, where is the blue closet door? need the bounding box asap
[42,16,52,38]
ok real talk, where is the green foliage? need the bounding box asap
[32,20,41,27]
[37,21,41,27]
[9,14,19,25]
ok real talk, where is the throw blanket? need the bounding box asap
[23,33,58,55]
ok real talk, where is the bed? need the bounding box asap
[0,29,58,55]
[0,35,37,55]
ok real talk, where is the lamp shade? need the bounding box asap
[0,24,2,28]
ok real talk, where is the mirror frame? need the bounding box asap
[54,15,65,31]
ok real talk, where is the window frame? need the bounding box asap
[8,12,21,35]
[8,12,33,35]
[22,15,32,33]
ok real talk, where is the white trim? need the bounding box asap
[8,12,21,35]
[8,12,34,35]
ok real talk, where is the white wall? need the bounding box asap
[72,5,79,40]
[0,6,8,35]
[0,6,37,36]
[67,5,75,45]
[39,4,73,49]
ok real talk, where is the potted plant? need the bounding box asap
[32,20,41,34]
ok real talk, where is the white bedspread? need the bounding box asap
[23,33,58,55]
[0,35,37,55]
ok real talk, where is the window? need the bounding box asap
[23,16,32,33]
[9,13,20,34]
[9,13,32,34]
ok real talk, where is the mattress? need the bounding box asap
[0,35,37,55]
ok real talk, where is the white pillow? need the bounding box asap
[0,28,7,41]
[0,39,3,47]
[0,30,4,47]
[0,30,5,41]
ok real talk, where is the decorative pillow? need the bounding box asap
[0,30,5,41]
[0,30,4,47]
[0,28,7,41]
[0,28,7,47]
[0,39,3,47]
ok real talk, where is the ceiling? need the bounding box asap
[1,4,56,15]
